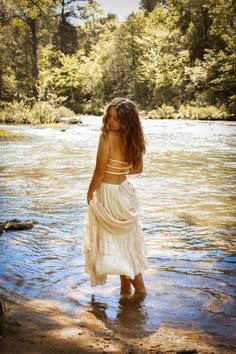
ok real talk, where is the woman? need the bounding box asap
[83,98,148,296]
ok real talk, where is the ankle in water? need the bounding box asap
[120,287,132,295]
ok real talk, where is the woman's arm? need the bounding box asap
[87,135,109,204]
[128,157,143,175]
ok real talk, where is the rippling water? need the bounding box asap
[0,118,236,346]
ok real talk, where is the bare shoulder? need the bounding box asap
[108,131,121,141]
[99,133,109,144]
[102,131,120,145]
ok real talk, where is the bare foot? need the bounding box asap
[132,291,147,300]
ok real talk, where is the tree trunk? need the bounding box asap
[203,7,209,51]
[28,18,38,97]
[60,0,65,53]
[0,67,3,100]
[129,22,137,99]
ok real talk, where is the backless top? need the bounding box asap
[105,158,132,175]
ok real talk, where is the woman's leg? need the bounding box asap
[131,273,147,294]
[120,275,132,295]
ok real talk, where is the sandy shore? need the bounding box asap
[0,298,235,354]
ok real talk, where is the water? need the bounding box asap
[0,118,236,346]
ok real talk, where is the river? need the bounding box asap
[0,117,236,347]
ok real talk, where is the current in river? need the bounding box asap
[0,117,236,346]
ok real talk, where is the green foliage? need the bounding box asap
[0,0,235,119]
[13,0,53,20]
[157,104,176,118]
[52,0,79,55]
[99,11,147,103]
[140,0,163,13]
[0,101,31,124]
[178,104,228,120]
[0,100,74,124]
[77,0,103,21]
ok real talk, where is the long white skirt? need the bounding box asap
[83,179,148,287]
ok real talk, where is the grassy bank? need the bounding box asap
[0,129,26,140]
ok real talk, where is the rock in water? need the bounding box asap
[0,219,38,233]
[0,223,5,234]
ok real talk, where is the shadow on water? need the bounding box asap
[89,293,150,338]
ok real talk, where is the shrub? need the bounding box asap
[0,100,74,124]
[157,104,176,119]
[146,109,160,119]
[178,104,228,120]
[146,105,176,119]
[79,100,104,116]
[0,101,32,124]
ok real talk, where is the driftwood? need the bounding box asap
[0,219,38,234]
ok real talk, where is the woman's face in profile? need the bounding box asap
[108,106,121,131]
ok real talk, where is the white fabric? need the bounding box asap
[83,179,148,287]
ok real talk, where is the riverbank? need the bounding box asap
[0,113,235,125]
[1,297,235,354]
[0,101,235,124]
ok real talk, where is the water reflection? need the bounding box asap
[0,118,236,348]
[90,293,149,337]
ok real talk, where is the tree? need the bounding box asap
[11,0,55,97]
[0,0,235,117]
[99,11,146,103]
[139,0,166,13]
[77,0,103,40]
[52,0,78,55]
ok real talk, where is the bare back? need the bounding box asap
[102,131,129,184]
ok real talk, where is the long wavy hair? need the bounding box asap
[101,98,146,168]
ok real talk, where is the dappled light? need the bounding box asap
[0,117,235,352]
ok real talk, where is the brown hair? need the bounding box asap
[101,98,146,168]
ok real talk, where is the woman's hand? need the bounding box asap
[87,194,93,205]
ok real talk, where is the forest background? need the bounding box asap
[0,0,235,123]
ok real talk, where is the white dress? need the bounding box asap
[83,165,148,287]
